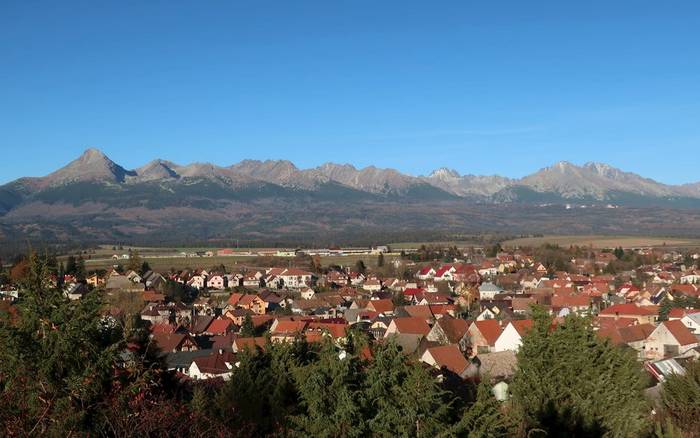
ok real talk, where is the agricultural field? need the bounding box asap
[82,252,400,272]
[501,235,700,249]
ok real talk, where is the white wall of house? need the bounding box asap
[680,314,700,335]
[188,362,233,381]
[644,324,699,360]
[494,323,524,352]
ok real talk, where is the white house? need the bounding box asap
[494,320,533,352]
[479,282,503,301]
[680,312,700,334]
[416,267,436,280]
[300,287,316,300]
[207,275,227,290]
[643,320,699,360]
[273,268,315,289]
[188,351,235,380]
[188,275,207,290]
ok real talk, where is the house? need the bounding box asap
[238,294,267,315]
[467,320,502,355]
[151,332,199,353]
[598,303,658,325]
[384,317,431,338]
[416,266,436,280]
[207,275,228,290]
[270,268,315,289]
[188,275,207,290]
[494,320,533,352]
[65,283,89,300]
[204,317,235,336]
[434,265,456,282]
[597,323,655,359]
[270,319,308,342]
[363,279,382,292]
[421,344,470,377]
[189,350,236,380]
[86,273,104,287]
[426,315,470,352]
[366,299,394,315]
[644,320,699,360]
[478,282,503,301]
[680,311,700,334]
[300,287,316,300]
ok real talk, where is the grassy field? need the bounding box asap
[502,235,700,249]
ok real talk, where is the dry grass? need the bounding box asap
[501,235,700,249]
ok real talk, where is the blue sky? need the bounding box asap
[1,1,699,184]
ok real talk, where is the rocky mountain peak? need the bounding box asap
[429,167,461,179]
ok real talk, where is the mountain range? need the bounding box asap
[2,148,700,245]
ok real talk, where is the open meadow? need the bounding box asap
[501,235,700,249]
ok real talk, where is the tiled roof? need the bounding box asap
[425,344,469,375]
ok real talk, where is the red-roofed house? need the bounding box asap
[189,351,236,380]
[467,320,502,355]
[494,320,533,352]
[416,266,436,280]
[599,304,658,325]
[643,320,699,360]
[205,317,235,336]
[384,317,431,338]
[270,319,308,342]
[421,344,470,377]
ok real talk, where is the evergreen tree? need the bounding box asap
[660,359,700,435]
[292,340,366,437]
[65,255,77,275]
[448,382,514,437]
[0,253,117,434]
[355,260,367,275]
[510,307,649,437]
[377,252,384,268]
[140,260,151,275]
[240,313,256,337]
[363,341,452,436]
[127,250,143,272]
[614,246,625,260]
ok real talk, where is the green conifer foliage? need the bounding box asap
[510,307,649,437]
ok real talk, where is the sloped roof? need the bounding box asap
[425,344,469,375]
[391,317,431,336]
[206,318,233,335]
[435,316,470,343]
[470,320,502,346]
[661,320,698,346]
[600,303,657,316]
[510,320,533,336]
[192,351,235,375]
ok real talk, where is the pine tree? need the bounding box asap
[448,382,514,437]
[363,341,452,436]
[292,340,366,437]
[0,253,117,434]
[510,307,649,437]
[660,359,700,435]
[240,313,256,337]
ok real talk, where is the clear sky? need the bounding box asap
[1,1,699,184]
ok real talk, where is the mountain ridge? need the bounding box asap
[6,148,696,202]
[3,148,700,245]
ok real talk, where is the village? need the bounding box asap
[2,242,699,399]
